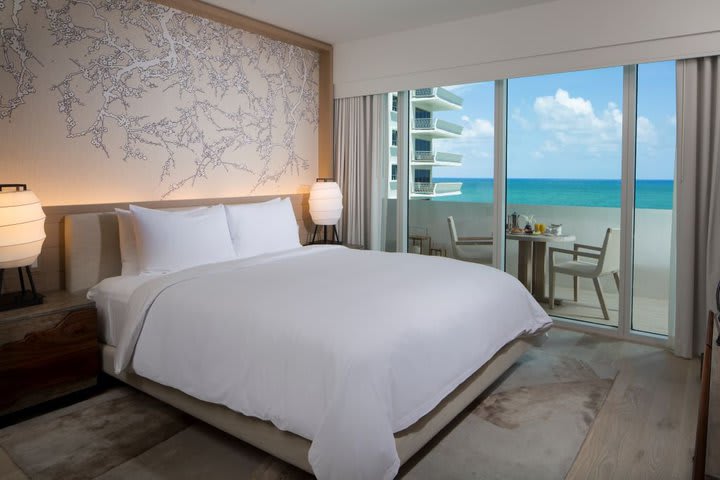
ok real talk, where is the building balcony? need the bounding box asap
[412,87,463,111]
[390,146,397,158]
[412,151,463,167]
[390,110,397,123]
[388,180,398,199]
[411,181,463,197]
[412,118,463,139]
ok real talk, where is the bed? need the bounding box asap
[63,206,551,480]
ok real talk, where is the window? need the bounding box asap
[414,169,431,183]
[404,82,496,263]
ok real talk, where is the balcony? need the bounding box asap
[412,118,463,140]
[412,151,463,167]
[400,199,672,336]
[412,87,463,111]
[411,181,463,197]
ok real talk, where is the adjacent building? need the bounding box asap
[389,88,464,199]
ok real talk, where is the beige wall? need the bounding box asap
[334,0,720,97]
[0,0,320,206]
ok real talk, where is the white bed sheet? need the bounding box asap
[87,275,158,346]
[109,246,551,480]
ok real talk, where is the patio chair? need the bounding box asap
[548,228,620,320]
[447,216,493,265]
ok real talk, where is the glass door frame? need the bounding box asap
[394,91,410,252]
[493,79,508,271]
[522,65,669,348]
[392,71,672,348]
[618,64,638,341]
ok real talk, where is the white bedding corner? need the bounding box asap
[87,274,159,346]
[108,246,551,480]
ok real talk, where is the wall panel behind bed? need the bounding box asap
[0,0,330,292]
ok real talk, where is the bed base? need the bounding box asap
[101,336,540,474]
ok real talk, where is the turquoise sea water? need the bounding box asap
[432,178,673,210]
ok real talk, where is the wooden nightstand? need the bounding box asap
[0,291,99,416]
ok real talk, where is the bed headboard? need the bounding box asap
[60,194,311,294]
[65,213,122,294]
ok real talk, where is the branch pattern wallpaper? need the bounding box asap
[0,0,319,204]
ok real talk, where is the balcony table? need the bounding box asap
[506,233,576,304]
[409,234,432,255]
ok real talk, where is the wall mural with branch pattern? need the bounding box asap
[0,0,319,205]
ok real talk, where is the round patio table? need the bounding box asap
[506,233,576,304]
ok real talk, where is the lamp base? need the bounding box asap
[0,267,44,312]
[309,225,341,245]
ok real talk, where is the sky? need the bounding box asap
[431,61,677,180]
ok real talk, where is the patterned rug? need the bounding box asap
[0,331,616,480]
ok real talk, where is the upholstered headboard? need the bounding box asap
[62,195,311,294]
[64,212,122,294]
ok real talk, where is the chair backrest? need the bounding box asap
[598,228,621,274]
[447,216,460,257]
[447,215,493,265]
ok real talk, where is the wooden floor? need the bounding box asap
[546,286,670,335]
[550,328,701,479]
[0,328,701,480]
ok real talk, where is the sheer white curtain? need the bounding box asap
[334,95,389,249]
[674,56,720,358]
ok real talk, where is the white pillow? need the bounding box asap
[224,197,301,259]
[115,209,139,276]
[130,204,236,273]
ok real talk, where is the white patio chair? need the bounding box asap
[548,228,620,320]
[447,216,493,265]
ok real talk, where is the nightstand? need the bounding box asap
[0,291,99,416]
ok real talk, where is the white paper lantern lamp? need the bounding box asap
[0,184,46,310]
[308,179,342,244]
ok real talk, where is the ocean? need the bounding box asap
[432,178,673,210]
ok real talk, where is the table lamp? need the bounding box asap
[0,184,46,311]
[308,179,342,244]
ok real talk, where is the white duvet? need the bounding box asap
[112,246,551,480]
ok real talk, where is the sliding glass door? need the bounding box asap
[378,62,676,344]
[506,67,624,327]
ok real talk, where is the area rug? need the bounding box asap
[0,388,192,480]
[0,334,616,480]
[399,347,615,479]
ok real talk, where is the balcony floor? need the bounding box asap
[543,286,669,336]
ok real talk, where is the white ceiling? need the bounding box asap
[203,0,556,45]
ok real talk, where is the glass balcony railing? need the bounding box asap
[413,87,464,107]
[413,151,463,164]
[413,118,463,136]
[412,181,463,196]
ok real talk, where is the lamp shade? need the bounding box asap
[0,188,46,269]
[309,181,343,225]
